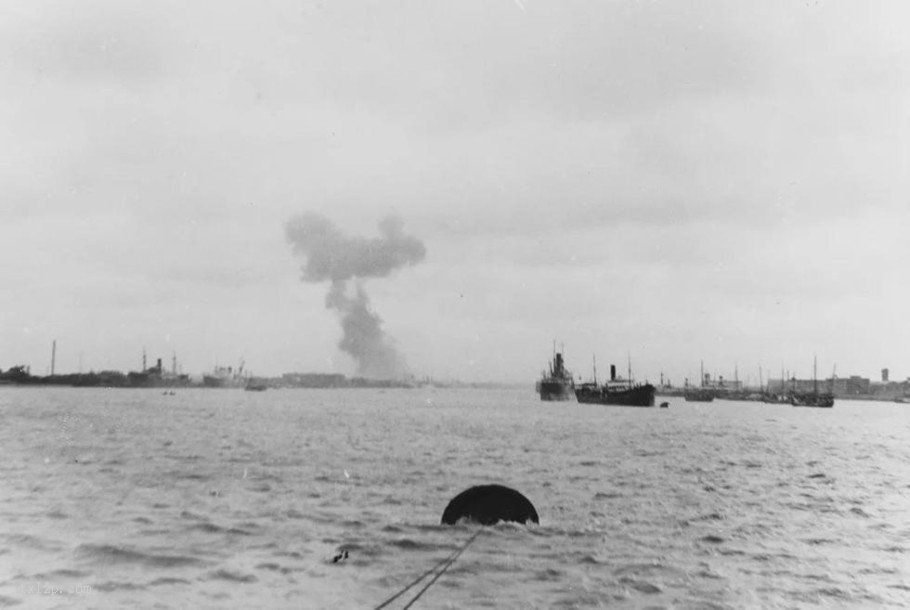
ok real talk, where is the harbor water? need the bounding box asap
[1,387,908,608]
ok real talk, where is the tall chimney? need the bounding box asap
[610,364,616,381]
[882,368,889,382]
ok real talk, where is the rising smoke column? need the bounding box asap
[285,213,426,379]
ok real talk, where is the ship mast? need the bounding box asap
[813,355,818,396]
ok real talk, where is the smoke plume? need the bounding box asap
[285,213,426,379]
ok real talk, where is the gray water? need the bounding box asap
[0,387,908,609]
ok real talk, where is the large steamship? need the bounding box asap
[575,362,656,407]
[536,351,575,401]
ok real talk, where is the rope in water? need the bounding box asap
[373,529,482,610]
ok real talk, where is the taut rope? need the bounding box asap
[373,529,482,610]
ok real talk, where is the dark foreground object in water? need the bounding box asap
[441,484,539,525]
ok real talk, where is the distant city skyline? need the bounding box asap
[3,335,906,388]
[2,2,908,384]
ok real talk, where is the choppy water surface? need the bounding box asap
[0,387,908,609]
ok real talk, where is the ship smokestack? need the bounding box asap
[610,364,616,381]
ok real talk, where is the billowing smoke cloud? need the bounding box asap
[285,213,426,379]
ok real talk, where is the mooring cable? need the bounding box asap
[399,530,478,610]
[372,546,460,610]
[372,529,482,610]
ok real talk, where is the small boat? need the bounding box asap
[790,392,833,408]
[762,366,791,403]
[790,357,834,408]
[761,393,790,404]
[244,380,268,392]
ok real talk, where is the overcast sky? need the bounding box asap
[2,1,908,384]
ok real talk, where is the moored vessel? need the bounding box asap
[683,387,715,402]
[790,357,834,408]
[537,351,575,401]
[575,362,655,407]
[203,361,249,389]
[244,380,268,392]
[684,361,715,402]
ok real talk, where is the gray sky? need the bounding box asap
[2,0,908,384]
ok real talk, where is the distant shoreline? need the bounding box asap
[654,390,907,404]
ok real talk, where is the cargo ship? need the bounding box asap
[684,361,715,402]
[537,352,575,401]
[575,362,656,407]
[683,387,715,402]
[203,361,249,388]
[127,355,190,388]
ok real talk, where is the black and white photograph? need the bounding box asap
[1,1,908,607]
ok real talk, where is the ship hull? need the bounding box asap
[576,384,656,407]
[202,375,246,389]
[202,375,226,388]
[791,393,834,408]
[538,380,575,401]
[761,394,790,404]
[684,389,715,402]
[537,351,575,401]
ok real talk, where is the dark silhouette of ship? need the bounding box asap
[684,361,715,402]
[760,366,790,403]
[127,354,190,388]
[244,379,268,392]
[203,361,249,388]
[791,357,834,408]
[790,392,834,408]
[536,351,575,401]
[575,362,656,407]
[684,387,715,402]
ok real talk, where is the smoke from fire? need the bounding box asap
[285,213,426,379]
